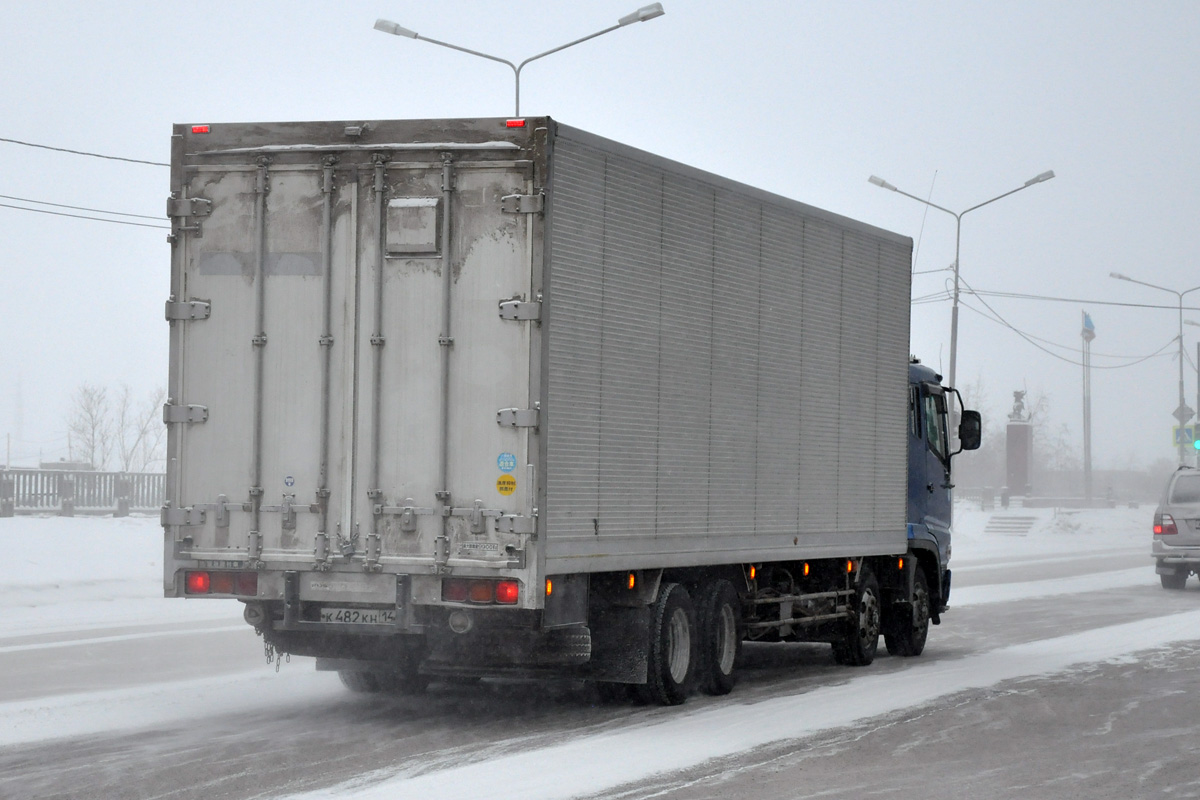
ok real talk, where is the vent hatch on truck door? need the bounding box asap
[386,197,440,256]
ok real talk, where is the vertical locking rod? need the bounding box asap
[250,157,270,543]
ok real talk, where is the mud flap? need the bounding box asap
[587,603,649,684]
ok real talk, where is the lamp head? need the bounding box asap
[619,3,666,26]
[1109,272,1130,281]
[868,175,897,192]
[1025,170,1055,186]
[374,19,418,38]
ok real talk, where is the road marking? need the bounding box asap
[0,624,248,654]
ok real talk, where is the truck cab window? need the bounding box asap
[922,393,948,462]
[909,386,921,437]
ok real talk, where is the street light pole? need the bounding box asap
[869,171,1055,400]
[375,4,666,116]
[1111,273,1200,466]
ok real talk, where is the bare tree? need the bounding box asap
[67,383,167,473]
[114,385,168,472]
[67,384,114,470]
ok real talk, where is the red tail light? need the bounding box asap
[1154,512,1178,535]
[186,571,211,594]
[185,570,258,595]
[495,580,520,604]
[468,580,495,603]
[442,579,470,603]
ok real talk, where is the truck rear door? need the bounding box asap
[165,124,539,601]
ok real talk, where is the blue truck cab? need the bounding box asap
[906,359,981,624]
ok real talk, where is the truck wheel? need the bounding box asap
[1161,570,1188,590]
[695,579,741,695]
[884,568,930,657]
[832,567,881,666]
[338,670,381,693]
[636,583,697,706]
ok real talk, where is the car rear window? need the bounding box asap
[1170,473,1200,504]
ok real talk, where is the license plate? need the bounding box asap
[319,607,397,625]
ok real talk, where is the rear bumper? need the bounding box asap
[1153,543,1200,572]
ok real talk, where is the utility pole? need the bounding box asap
[1081,312,1095,503]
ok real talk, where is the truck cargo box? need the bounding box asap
[164,117,912,611]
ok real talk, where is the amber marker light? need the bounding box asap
[545,578,554,597]
[627,572,636,590]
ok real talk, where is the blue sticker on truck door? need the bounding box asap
[497,452,517,473]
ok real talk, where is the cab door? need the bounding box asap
[908,383,952,533]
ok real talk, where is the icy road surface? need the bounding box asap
[1,506,1198,799]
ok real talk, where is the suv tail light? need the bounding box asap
[1154,512,1178,536]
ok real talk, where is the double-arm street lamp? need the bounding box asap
[374,4,666,116]
[1111,272,1200,465]
[868,171,1055,398]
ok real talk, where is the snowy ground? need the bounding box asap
[1,502,1191,800]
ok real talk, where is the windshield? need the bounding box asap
[1170,473,1200,504]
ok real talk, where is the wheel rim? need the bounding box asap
[858,588,880,647]
[667,607,691,684]
[715,603,737,675]
[912,583,930,639]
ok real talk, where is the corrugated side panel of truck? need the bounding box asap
[541,125,912,572]
[164,120,545,610]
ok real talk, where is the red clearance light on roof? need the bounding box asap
[506,119,526,128]
[191,125,211,134]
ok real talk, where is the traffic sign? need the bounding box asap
[1174,425,1195,446]
[1175,404,1195,424]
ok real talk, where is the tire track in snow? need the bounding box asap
[286,610,1200,800]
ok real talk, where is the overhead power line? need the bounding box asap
[0,193,162,220]
[957,273,1177,369]
[968,287,1199,313]
[0,135,168,167]
[0,202,169,230]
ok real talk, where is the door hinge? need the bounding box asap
[500,192,544,214]
[497,514,537,535]
[166,196,212,218]
[496,407,539,428]
[165,299,211,321]
[163,404,209,424]
[161,505,206,527]
[498,299,541,321]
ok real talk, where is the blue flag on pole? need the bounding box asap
[1082,311,1096,341]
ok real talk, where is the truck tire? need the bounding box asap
[636,582,697,706]
[695,579,741,695]
[832,566,881,667]
[338,670,381,693]
[884,568,930,657]
[1160,570,1188,590]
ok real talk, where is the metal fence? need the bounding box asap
[0,469,165,516]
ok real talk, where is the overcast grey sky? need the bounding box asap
[1,0,1198,472]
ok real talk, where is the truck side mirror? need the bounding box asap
[957,410,982,451]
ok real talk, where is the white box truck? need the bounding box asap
[164,117,979,704]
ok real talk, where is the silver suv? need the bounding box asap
[1153,467,1200,590]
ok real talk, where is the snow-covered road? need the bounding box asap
[2,505,1196,799]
